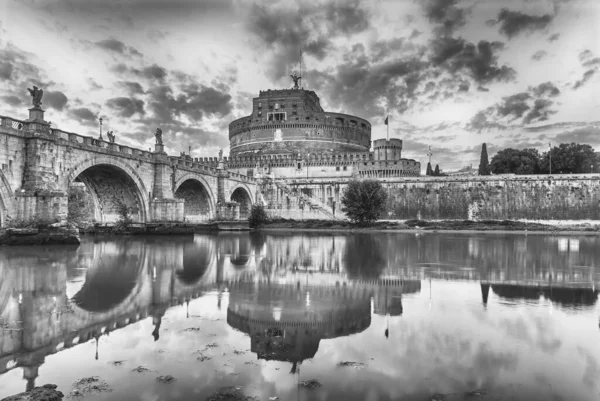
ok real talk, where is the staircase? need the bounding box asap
[266,178,343,220]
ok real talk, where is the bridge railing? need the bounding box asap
[0,115,26,130]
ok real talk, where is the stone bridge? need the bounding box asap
[0,104,257,226]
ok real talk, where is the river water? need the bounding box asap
[0,232,599,401]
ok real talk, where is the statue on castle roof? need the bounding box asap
[155,127,163,145]
[290,74,302,89]
[27,85,44,108]
[218,148,223,160]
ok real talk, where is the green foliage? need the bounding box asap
[490,148,541,174]
[67,184,94,227]
[539,143,598,174]
[248,204,269,228]
[110,193,133,232]
[341,179,388,225]
[491,144,599,175]
[478,143,491,175]
[434,164,440,176]
[426,162,433,176]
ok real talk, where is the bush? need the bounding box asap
[341,179,388,225]
[248,204,269,228]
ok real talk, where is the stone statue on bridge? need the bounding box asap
[290,74,301,89]
[107,131,115,143]
[27,85,44,108]
[155,128,163,145]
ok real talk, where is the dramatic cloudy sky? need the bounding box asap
[1,0,599,171]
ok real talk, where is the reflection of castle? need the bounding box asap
[226,276,421,368]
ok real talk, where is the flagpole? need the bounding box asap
[386,115,389,141]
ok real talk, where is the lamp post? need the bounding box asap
[98,117,103,140]
[306,153,310,179]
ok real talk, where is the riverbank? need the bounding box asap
[0,227,80,246]
[258,218,600,234]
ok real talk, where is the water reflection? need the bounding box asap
[0,232,599,400]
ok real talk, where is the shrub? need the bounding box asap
[341,179,388,225]
[248,204,269,228]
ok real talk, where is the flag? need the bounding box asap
[384,116,389,125]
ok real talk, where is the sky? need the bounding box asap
[0,0,599,171]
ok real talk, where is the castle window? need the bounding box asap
[336,166,340,171]
[343,166,347,171]
[268,112,286,121]
[258,102,262,108]
[306,116,310,120]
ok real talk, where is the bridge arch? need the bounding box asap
[0,170,14,227]
[66,157,149,224]
[229,184,253,220]
[174,173,216,222]
[176,237,216,285]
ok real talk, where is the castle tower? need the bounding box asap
[373,138,402,161]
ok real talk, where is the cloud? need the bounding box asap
[574,69,597,90]
[118,81,145,95]
[469,82,561,130]
[531,50,547,61]
[496,9,553,38]
[0,61,13,80]
[95,38,142,57]
[1,95,22,107]
[423,0,468,34]
[106,97,145,118]
[44,90,69,110]
[523,98,556,124]
[145,82,232,124]
[112,62,167,82]
[548,33,560,41]
[529,81,560,97]
[69,107,97,125]
[429,38,515,85]
[246,0,371,80]
[553,126,600,145]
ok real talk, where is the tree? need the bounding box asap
[341,179,388,225]
[478,143,491,175]
[539,143,599,174]
[434,164,440,176]
[426,162,433,176]
[490,148,541,175]
[248,204,269,228]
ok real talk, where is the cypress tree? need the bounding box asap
[426,162,433,176]
[479,143,491,175]
[434,164,440,176]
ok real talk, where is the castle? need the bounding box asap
[224,77,421,180]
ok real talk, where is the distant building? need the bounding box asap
[226,83,421,180]
[446,164,477,176]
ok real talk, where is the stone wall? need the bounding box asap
[382,174,600,221]
[265,174,600,221]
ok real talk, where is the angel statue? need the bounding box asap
[218,148,223,160]
[27,86,44,108]
[155,128,163,145]
[290,74,301,89]
[107,131,115,143]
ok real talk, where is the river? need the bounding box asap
[0,232,599,401]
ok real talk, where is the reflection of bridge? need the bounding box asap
[0,104,256,226]
[2,232,600,392]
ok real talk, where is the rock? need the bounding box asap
[1,384,64,401]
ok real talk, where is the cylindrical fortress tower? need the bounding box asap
[373,138,402,161]
[229,89,371,156]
